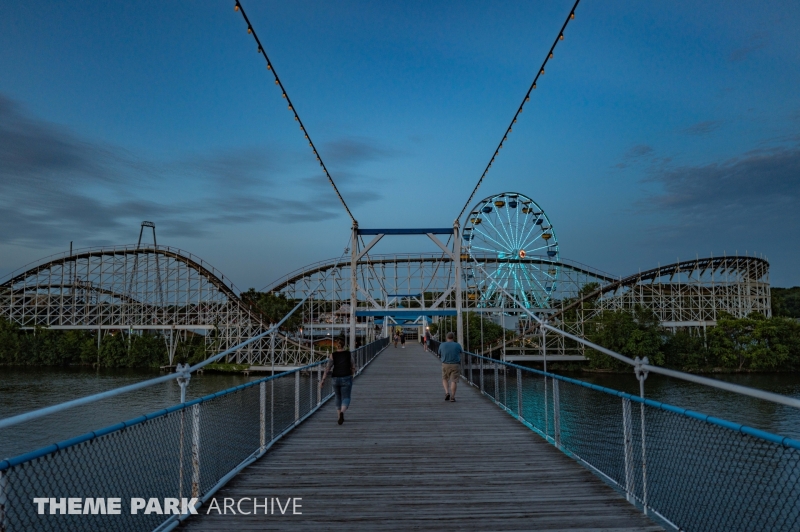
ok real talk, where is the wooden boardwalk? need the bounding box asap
[182,344,661,531]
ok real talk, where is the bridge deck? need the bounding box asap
[183,344,661,531]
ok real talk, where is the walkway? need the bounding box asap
[182,343,661,531]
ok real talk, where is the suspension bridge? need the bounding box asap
[0,1,795,531]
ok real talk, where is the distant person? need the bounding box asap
[399,331,406,348]
[393,333,399,348]
[438,331,462,402]
[424,329,431,352]
[319,338,356,425]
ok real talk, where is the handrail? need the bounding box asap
[473,263,800,411]
[462,349,800,451]
[0,250,349,430]
[0,359,327,470]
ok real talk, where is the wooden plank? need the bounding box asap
[182,343,662,531]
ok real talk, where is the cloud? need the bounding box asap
[640,143,800,243]
[682,120,722,136]
[0,94,152,192]
[729,33,767,62]
[0,94,381,248]
[614,144,654,168]
[323,137,399,166]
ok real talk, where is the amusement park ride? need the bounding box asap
[0,0,771,369]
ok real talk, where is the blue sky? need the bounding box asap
[1,0,798,289]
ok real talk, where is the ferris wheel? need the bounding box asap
[462,192,559,309]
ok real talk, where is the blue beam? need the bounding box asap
[356,310,457,317]
[357,228,453,235]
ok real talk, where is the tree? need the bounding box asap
[241,289,302,331]
[585,306,663,370]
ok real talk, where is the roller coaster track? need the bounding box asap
[264,253,618,294]
[547,255,770,322]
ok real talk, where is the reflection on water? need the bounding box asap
[574,371,800,440]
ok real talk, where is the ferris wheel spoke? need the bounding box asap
[482,214,515,251]
[520,231,546,252]
[517,217,540,252]
[497,203,518,250]
[492,203,517,251]
[519,261,549,299]
[472,226,513,255]
[512,264,532,308]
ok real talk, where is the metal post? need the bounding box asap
[635,357,650,515]
[191,403,201,498]
[176,363,190,404]
[270,332,275,440]
[317,365,322,404]
[295,371,301,423]
[503,362,507,408]
[260,381,266,453]
[494,359,499,403]
[350,224,358,351]
[453,221,464,346]
[553,379,561,448]
[542,326,548,438]
[479,355,484,392]
[309,369,313,411]
[622,397,634,503]
[516,368,523,420]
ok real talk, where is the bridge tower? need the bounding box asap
[348,224,464,351]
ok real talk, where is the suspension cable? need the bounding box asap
[234,1,357,225]
[455,0,581,223]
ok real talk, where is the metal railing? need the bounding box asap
[431,344,800,531]
[0,337,389,532]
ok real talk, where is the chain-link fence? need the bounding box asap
[0,337,389,532]
[452,350,800,531]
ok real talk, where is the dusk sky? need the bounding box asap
[1,0,798,290]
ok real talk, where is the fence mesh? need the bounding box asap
[0,337,389,532]
[431,345,800,532]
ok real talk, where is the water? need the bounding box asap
[581,371,800,440]
[3,365,800,461]
[0,367,259,460]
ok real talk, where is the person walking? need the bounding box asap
[424,328,431,352]
[399,331,406,348]
[319,339,356,424]
[438,331,462,402]
[393,332,399,348]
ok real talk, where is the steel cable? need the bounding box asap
[456,0,581,224]
[234,1,357,224]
